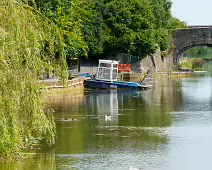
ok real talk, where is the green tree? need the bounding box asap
[102,0,158,57]
[35,0,91,58]
[184,46,212,58]
[83,0,105,56]
[35,0,107,58]
[150,0,172,28]
[0,0,67,160]
[34,0,186,59]
[168,17,187,29]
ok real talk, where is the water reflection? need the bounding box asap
[0,78,180,170]
[52,78,182,169]
[54,88,173,155]
[85,89,119,125]
[0,152,56,170]
[84,86,177,127]
[1,69,211,170]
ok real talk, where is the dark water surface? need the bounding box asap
[1,64,211,170]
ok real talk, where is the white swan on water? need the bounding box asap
[105,115,112,121]
[129,166,139,170]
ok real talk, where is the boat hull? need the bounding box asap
[84,79,149,90]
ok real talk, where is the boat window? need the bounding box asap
[112,69,118,79]
[96,68,110,79]
[113,64,118,68]
[100,63,111,68]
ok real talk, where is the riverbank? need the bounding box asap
[41,70,194,95]
[41,78,85,97]
[40,77,86,88]
[153,71,194,78]
[43,86,84,97]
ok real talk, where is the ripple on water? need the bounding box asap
[171,111,212,127]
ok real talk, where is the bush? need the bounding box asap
[191,58,204,68]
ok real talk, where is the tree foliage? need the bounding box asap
[168,17,187,29]
[35,0,89,58]
[34,0,185,59]
[184,46,212,59]
[102,0,157,57]
[83,0,105,56]
[0,0,67,160]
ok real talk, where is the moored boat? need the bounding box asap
[83,59,150,90]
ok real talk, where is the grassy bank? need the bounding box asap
[43,86,84,97]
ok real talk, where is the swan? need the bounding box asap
[129,166,139,170]
[105,115,112,121]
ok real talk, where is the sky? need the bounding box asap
[171,0,212,26]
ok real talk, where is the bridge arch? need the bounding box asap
[171,27,212,65]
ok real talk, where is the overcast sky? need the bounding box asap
[171,0,212,25]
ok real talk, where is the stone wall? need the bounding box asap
[77,49,174,75]
[139,49,174,73]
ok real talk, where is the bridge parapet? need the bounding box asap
[188,25,212,29]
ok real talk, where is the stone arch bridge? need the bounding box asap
[171,26,212,66]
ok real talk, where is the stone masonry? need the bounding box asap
[172,27,212,65]
[140,27,212,72]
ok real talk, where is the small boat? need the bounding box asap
[83,59,150,90]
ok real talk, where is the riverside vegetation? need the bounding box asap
[0,0,67,161]
[0,0,186,160]
[179,46,212,70]
[178,58,205,70]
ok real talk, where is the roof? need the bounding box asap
[98,59,119,64]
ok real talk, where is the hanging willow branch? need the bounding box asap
[0,0,67,160]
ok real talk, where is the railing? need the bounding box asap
[40,77,86,88]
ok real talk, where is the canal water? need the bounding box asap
[0,63,211,170]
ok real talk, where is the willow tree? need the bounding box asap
[0,0,67,160]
